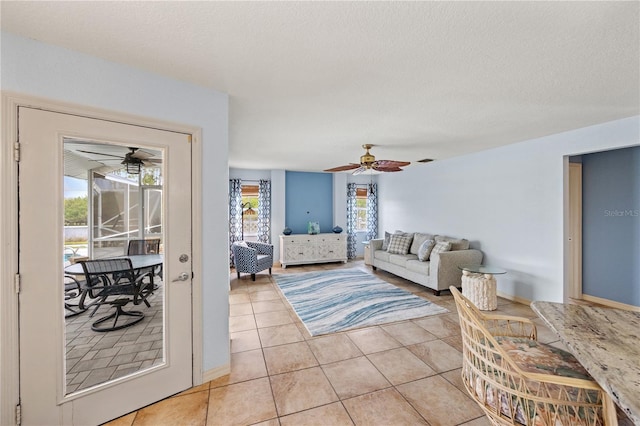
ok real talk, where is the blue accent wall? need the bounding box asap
[285,171,333,234]
[582,146,640,306]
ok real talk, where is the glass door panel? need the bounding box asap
[63,139,164,395]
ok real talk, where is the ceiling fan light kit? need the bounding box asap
[121,147,146,174]
[324,144,411,174]
[123,156,143,174]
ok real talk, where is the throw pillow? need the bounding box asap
[386,234,413,255]
[234,241,249,248]
[435,236,469,251]
[417,239,436,261]
[429,241,451,259]
[410,232,435,254]
[382,230,413,251]
[382,231,392,251]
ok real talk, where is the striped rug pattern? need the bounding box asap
[274,269,448,336]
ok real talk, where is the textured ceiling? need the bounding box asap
[2,1,638,172]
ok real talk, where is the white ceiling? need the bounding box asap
[2,1,638,172]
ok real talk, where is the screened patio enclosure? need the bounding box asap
[64,140,163,259]
[91,172,162,258]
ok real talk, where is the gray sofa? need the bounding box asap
[370,232,483,295]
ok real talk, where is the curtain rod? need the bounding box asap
[230,179,268,183]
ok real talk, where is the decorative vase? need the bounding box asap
[332,226,343,234]
[282,227,292,235]
[308,221,320,235]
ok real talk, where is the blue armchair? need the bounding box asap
[232,241,274,281]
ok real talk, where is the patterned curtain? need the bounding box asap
[229,179,243,264]
[257,179,271,243]
[366,183,378,242]
[346,183,358,259]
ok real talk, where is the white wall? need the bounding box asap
[1,32,230,373]
[378,116,639,303]
[271,170,286,259]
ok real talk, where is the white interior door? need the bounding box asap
[18,107,193,425]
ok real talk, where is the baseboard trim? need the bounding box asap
[202,364,230,383]
[497,291,531,307]
[581,294,640,312]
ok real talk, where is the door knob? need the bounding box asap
[172,272,190,282]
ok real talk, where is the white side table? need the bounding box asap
[363,241,372,266]
[459,265,506,311]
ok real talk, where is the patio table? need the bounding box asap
[64,254,163,276]
[64,254,164,310]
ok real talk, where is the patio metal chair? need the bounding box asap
[127,239,161,255]
[64,274,87,318]
[79,258,154,332]
[127,239,162,286]
[449,286,617,425]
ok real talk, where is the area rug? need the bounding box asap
[274,269,449,336]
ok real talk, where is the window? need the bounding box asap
[355,187,368,232]
[241,184,259,241]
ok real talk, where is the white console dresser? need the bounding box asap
[279,233,348,268]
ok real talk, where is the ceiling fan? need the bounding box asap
[76,147,161,168]
[323,144,410,175]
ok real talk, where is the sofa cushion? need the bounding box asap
[374,250,391,262]
[406,259,430,275]
[468,336,598,425]
[494,337,592,380]
[410,232,435,254]
[435,236,469,251]
[387,234,413,255]
[417,239,436,261]
[389,254,417,267]
[429,241,451,259]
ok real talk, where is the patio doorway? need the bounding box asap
[18,107,194,425]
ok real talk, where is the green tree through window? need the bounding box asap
[64,196,88,226]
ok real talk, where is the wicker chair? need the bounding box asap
[449,286,618,426]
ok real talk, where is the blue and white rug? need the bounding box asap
[274,269,449,336]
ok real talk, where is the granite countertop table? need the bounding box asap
[531,301,640,425]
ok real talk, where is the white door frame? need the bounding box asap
[0,92,203,425]
[566,162,583,301]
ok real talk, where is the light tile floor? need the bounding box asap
[105,260,632,426]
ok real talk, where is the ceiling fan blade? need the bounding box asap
[373,166,403,172]
[142,159,162,167]
[352,166,368,175]
[77,149,123,159]
[373,160,411,168]
[131,149,155,159]
[323,164,361,172]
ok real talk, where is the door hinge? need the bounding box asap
[15,274,21,294]
[15,403,21,425]
[14,142,20,162]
